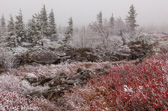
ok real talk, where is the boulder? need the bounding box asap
[129,42,153,60]
[28,50,59,64]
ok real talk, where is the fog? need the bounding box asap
[0,0,168,27]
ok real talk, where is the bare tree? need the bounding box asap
[114,18,130,45]
[89,22,111,51]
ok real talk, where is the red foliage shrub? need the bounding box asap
[65,54,168,111]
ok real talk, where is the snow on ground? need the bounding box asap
[2,60,138,78]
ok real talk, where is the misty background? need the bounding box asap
[0,0,168,30]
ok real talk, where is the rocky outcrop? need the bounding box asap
[65,48,99,62]
[15,48,99,67]
[128,41,153,60]
[23,67,106,100]
[14,42,153,70]
[111,42,153,61]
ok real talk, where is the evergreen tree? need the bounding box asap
[15,9,25,44]
[26,15,40,44]
[97,11,103,26]
[0,15,7,34]
[40,5,48,37]
[7,16,15,36]
[109,14,115,27]
[26,13,42,46]
[64,17,73,44]
[7,16,16,47]
[48,9,57,39]
[68,17,73,35]
[109,14,115,35]
[34,13,42,34]
[126,5,139,31]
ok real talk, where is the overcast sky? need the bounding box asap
[0,0,168,27]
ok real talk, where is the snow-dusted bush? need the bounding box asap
[137,34,156,45]
[115,45,131,55]
[69,17,137,56]
[70,26,131,55]
[10,46,29,55]
[69,27,94,48]
[0,91,56,111]
[156,41,168,53]
[113,17,140,44]
[38,37,62,49]
[0,75,49,95]
[0,48,16,70]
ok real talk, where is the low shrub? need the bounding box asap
[65,54,168,111]
[0,91,56,111]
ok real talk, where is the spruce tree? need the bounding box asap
[109,14,115,35]
[15,9,25,44]
[31,13,43,45]
[109,14,115,27]
[68,17,73,36]
[0,15,7,34]
[97,11,103,26]
[48,9,57,38]
[34,13,42,35]
[27,15,40,44]
[64,17,73,44]
[126,5,138,31]
[7,16,16,47]
[7,16,15,36]
[40,5,48,37]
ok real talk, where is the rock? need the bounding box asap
[80,70,92,80]
[70,73,82,80]
[77,67,84,73]
[128,42,153,60]
[23,67,113,101]
[66,80,75,85]
[65,48,99,62]
[38,78,52,86]
[95,68,108,75]
[24,77,38,84]
[74,79,86,86]
[45,86,65,100]
[115,53,129,60]
[46,73,67,87]
[29,50,59,64]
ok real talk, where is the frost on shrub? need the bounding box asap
[0,91,56,111]
[0,75,24,93]
[154,41,168,53]
[69,27,94,48]
[10,46,29,55]
[0,48,16,71]
[0,75,54,110]
[137,34,157,45]
[0,75,49,95]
